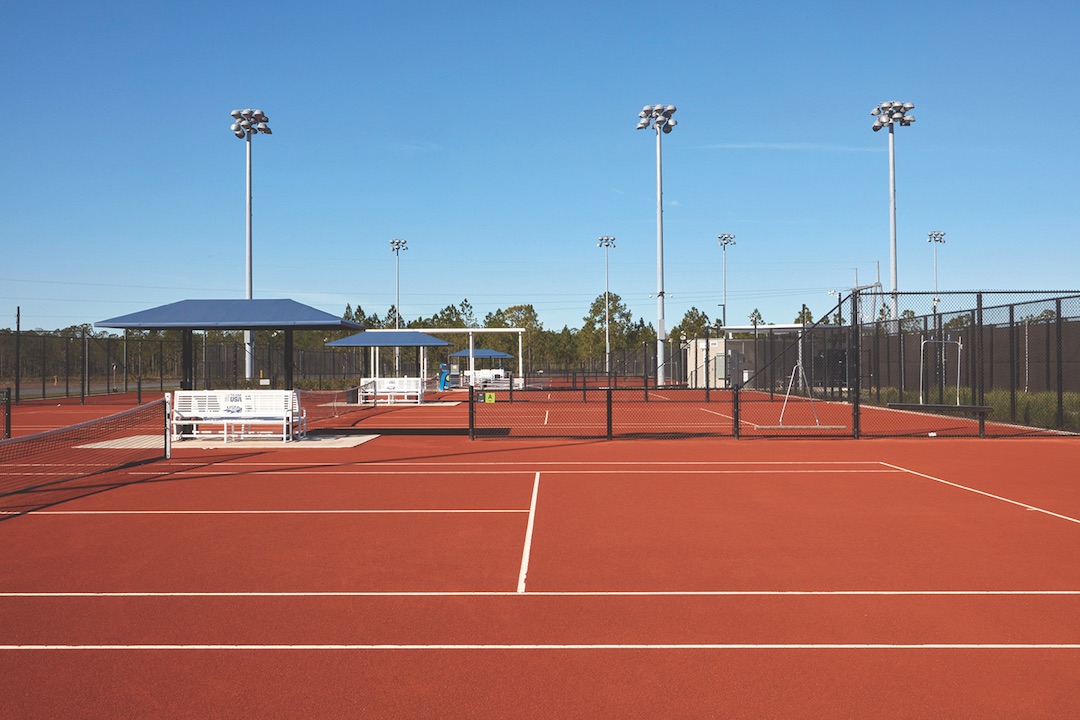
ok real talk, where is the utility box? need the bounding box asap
[685,337,728,388]
[728,349,744,389]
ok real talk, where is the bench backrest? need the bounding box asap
[174,390,297,419]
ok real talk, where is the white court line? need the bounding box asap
[137,468,901,477]
[3,643,1079,651]
[880,462,1080,525]
[153,460,887,468]
[544,410,549,425]
[5,590,1078,598]
[517,472,541,592]
[0,509,527,516]
[697,407,762,429]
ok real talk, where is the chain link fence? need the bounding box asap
[472,291,1080,440]
[0,331,370,403]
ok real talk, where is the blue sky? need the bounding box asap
[3,0,1077,333]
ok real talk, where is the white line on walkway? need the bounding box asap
[3,643,1079,651]
[880,462,1080,525]
[517,472,541,593]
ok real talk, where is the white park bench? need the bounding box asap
[359,377,424,404]
[172,390,306,442]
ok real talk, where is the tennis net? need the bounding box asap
[296,384,370,424]
[0,398,168,510]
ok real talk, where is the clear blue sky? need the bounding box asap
[3,0,1077,333]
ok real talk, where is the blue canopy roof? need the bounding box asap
[449,348,514,359]
[96,299,363,331]
[326,330,450,348]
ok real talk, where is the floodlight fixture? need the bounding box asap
[635,102,679,386]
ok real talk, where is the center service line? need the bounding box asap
[517,472,541,593]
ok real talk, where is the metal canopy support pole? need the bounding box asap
[284,330,294,389]
[468,332,476,385]
[181,330,194,390]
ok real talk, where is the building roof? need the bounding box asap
[96,299,363,331]
[448,348,514,359]
[325,330,450,348]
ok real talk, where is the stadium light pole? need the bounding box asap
[597,236,616,376]
[390,238,408,375]
[871,100,915,327]
[229,108,272,380]
[636,103,677,386]
[717,234,736,329]
[928,230,945,312]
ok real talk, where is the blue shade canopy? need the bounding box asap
[326,330,450,348]
[96,299,363,331]
[448,348,514,359]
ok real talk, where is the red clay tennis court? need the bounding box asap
[1,400,1079,717]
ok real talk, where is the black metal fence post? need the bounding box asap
[606,387,613,440]
[851,292,861,439]
[13,307,20,405]
[1056,298,1064,429]
[1008,304,1017,421]
[80,327,87,405]
[41,333,46,399]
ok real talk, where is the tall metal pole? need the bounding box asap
[655,127,665,386]
[928,230,945,311]
[598,236,615,375]
[636,104,677,387]
[390,238,408,376]
[717,234,736,329]
[871,101,915,328]
[230,108,272,381]
[888,124,898,323]
[244,133,254,379]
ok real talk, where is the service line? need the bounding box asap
[880,462,1080,525]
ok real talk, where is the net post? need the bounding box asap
[3,387,10,439]
[508,373,514,402]
[606,386,613,440]
[732,386,740,439]
[468,384,475,440]
[164,392,172,460]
